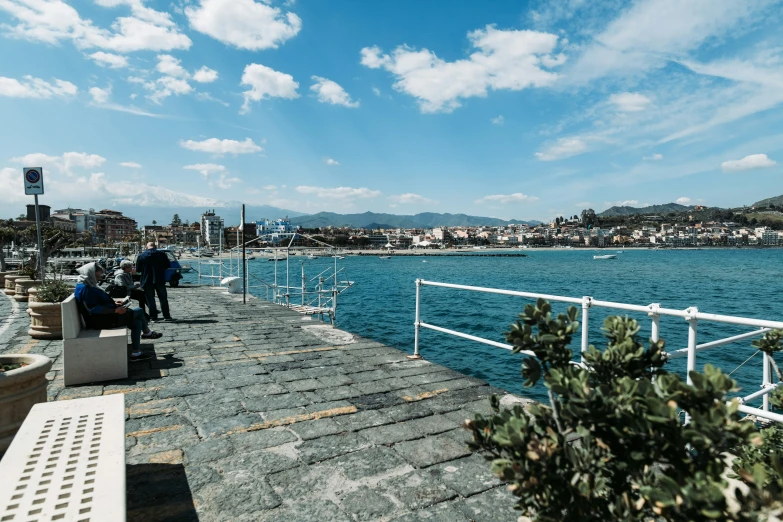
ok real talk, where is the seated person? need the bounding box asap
[110,260,148,317]
[74,262,162,362]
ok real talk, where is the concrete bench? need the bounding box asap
[0,394,126,521]
[61,295,128,386]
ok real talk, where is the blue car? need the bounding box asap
[162,250,184,287]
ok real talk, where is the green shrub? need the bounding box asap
[35,279,72,303]
[466,299,783,521]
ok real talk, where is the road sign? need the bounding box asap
[23,167,44,195]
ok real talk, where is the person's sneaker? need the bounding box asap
[142,331,163,339]
[148,317,159,323]
[162,317,176,322]
[129,352,152,362]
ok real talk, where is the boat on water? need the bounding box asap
[180,264,195,273]
[332,255,345,260]
[199,249,215,257]
[379,256,392,259]
[307,255,317,260]
[594,254,617,260]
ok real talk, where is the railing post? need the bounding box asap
[581,296,592,364]
[686,307,698,385]
[410,279,423,359]
[649,303,660,342]
[763,351,771,412]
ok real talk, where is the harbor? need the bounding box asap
[0,285,526,521]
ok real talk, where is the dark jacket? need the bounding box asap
[136,248,170,288]
[74,283,121,329]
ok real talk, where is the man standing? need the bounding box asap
[136,242,173,322]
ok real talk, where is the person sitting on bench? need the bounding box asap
[74,262,162,362]
[109,260,148,318]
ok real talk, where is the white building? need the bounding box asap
[200,210,224,247]
[256,218,295,244]
[52,208,96,233]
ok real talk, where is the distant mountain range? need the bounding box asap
[753,194,783,208]
[290,212,541,229]
[598,203,693,217]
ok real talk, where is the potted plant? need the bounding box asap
[14,259,42,303]
[28,279,72,340]
[0,354,52,452]
[3,273,23,296]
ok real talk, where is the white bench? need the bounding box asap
[0,394,126,521]
[61,295,128,386]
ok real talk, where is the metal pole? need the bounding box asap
[686,308,699,385]
[242,205,247,304]
[763,351,771,411]
[581,296,591,363]
[33,194,45,282]
[301,261,305,306]
[649,303,660,342]
[412,279,422,358]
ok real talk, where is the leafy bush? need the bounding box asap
[466,299,783,521]
[35,279,72,303]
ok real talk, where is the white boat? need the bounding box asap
[379,256,391,259]
[332,255,345,260]
[180,264,195,273]
[307,255,317,260]
[594,254,617,260]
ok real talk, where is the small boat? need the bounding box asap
[180,264,194,273]
[307,255,317,260]
[594,254,617,260]
[379,256,391,259]
[332,255,345,260]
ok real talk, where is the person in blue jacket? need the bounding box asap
[135,242,173,322]
[74,263,162,362]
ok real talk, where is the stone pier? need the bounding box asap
[0,285,527,521]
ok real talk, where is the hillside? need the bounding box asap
[598,203,692,217]
[753,194,783,208]
[290,211,540,229]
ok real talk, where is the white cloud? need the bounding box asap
[195,92,229,106]
[675,197,691,204]
[324,158,339,166]
[11,152,106,175]
[567,0,766,83]
[147,76,192,103]
[360,25,562,113]
[0,75,77,99]
[643,153,663,161]
[535,137,588,161]
[240,63,299,113]
[179,137,263,155]
[212,174,241,189]
[193,66,218,83]
[183,163,226,176]
[185,0,301,50]
[605,200,640,207]
[490,115,504,125]
[88,51,128,68]
[475,193,539,204]
[296,186,381,202]
[389,193,435,205]
[89,86,111,104]
[721,154,777,172]
[156,54,189,78]
[372,86,382,97]
[0,0,192,52]
[261,184,276,191]
[609,92,651,112]
[310,76,359,107]
[119,161,141,168]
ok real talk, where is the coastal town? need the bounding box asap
[2,205,782,256]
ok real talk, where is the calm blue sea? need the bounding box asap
[186,249,783,405]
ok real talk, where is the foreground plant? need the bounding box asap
[466,299,783,521]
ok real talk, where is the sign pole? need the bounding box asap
[242,204,246,304]
[33,194,44,282]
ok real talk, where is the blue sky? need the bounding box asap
[1,0,782,223]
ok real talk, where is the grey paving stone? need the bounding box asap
[389,502,471,522]
[381,401,435,422]
[185,388,244,418]
[378,470,459,511]
[403,414,459,436]
[210,448,301,478]
[185,437,234,464]
[358,422,422,445]
[315,385,364,401]
[195,477,281,518]
[282,378,322,392]
[259,499,352,522]
[244,392,312,412]
[428,454,502,496]
[297,432,371,464]
[270,464,343,501]
[157,382,213,399]
[186,369,225,382]
[340,488,400,521]
[333,446,410,480]
[288,418,346,440]
[453,486,519,522]
[334,409,394,431]
[269,369,310,382]
[195,413,264,438]
[241,382,287,397]
[227,427,297,452]
[314,374,354,387]
[393,434,472,468]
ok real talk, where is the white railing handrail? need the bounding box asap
[413,279,783,424]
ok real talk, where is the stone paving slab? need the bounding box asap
[0,285,535,521]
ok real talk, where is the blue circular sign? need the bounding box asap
[25,170,41,183]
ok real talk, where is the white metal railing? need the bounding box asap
[412,279,783,424]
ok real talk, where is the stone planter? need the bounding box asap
[0,270,19,288]
[3,274,23,296]
[27,295,64,340]
[13,279,42,302]
[0,354,52,452]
